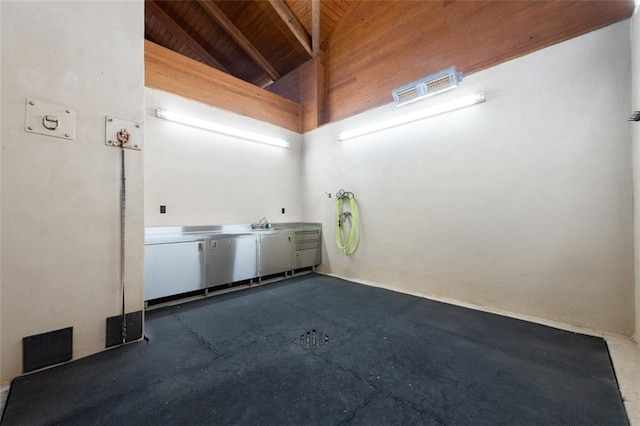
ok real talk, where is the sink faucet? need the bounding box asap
[253,217,271,229]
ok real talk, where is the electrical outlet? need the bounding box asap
[160,205,166,214]
[282,208,285,214]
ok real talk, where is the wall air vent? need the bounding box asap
[392,66,463,107]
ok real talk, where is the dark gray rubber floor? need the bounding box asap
[1,274,628,425]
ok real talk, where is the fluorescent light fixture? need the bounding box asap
[337,92,486,141]
[155,109,290,148]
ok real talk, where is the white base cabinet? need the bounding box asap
[144,240,205,300]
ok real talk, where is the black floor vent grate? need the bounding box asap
[300,329,329,350]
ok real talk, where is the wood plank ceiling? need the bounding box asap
[145,0,355,88]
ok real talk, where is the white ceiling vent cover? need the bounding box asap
[392,66,463,106]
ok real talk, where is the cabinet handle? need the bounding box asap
[211,241,217,250]
[198,243,203,252]
[288,235,291,242]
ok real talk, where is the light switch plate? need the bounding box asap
[25,99,75,140]
[105,116,142,150]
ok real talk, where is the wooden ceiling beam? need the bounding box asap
[198,0,280,81]
[311,0,320,57]
[146,0,228,72]
[268,0,313,57]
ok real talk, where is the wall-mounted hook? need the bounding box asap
[325,192,332,198]
[116,128,131,145]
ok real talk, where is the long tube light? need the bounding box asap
[337,92,486,141]
[155,109,290,148]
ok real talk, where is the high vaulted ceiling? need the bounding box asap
[145,0,635,131]
[145,0,355,88]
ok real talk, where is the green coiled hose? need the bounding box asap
[336,190,359,255]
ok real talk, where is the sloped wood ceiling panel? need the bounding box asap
[286,0,358,45]
[324,0,634,123]
[211,1,306,78]
[146,0,275,87]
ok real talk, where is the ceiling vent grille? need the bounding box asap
[392,66,463,106]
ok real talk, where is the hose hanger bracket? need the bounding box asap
[336,189,355,200]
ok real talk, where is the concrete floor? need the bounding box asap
[607,334,640,425]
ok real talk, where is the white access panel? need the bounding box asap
[25,98,76,140]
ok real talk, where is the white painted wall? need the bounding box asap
[0,0,4,381]
[632,6,640,343]
[145,88,302,226]
[0,1,144,382]
[303,21,634,335]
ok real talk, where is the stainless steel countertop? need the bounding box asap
[145,223,322,244]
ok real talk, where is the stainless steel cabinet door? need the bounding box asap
[259,233,293,276]
[208,236,258,286]
[295,249,321,268]
[144,240,205,300]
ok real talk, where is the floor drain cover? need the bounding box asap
[300,329,329,350]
